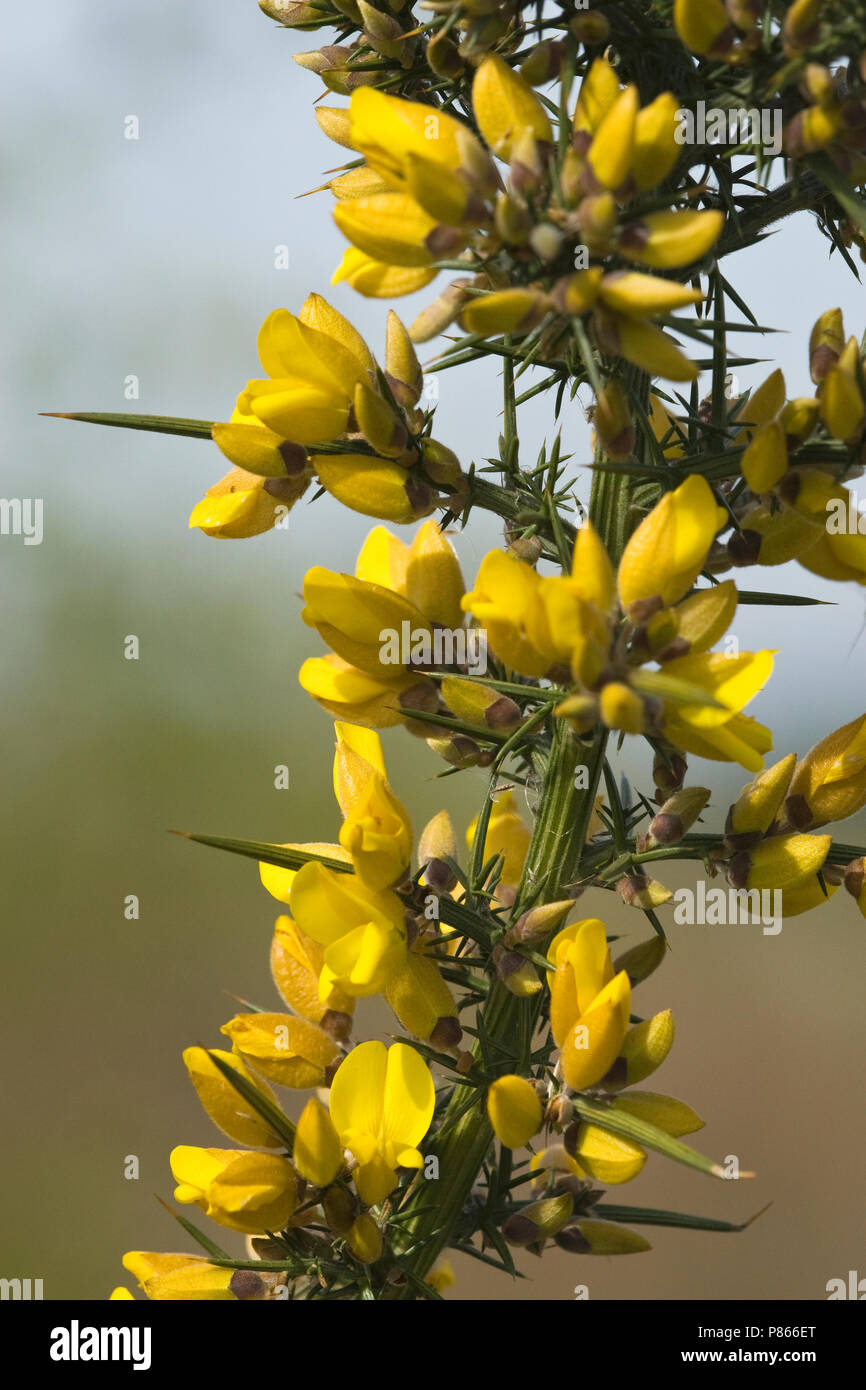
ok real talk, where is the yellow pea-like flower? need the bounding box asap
[673,0,737,58]
[472,53,553,160]
[220,1012,339,1088]
[594,308,700,381]
[332,246,438,299]
[728,753,797,839]
[598,271,704,319]
[299,653,434,729]
[467,789,532,902]
[588,85,639,191]
[269,913,355,1029]
[741,833,832,891]
[549,919,631,1090]
[289,860,407,997]
[735,369,787,442]
[122,1252,237,1302]
[334,191,466,268]
[672,579,738,654]
[384,948,459,1043]
[819,352,865,443]
[619,209,725,269]
[785,713,866,828]
[403,518,466,628]
[632,92,682,191]
[618,474,724,611]
[461,287,551,337]
[182,1047,284,1149]
[328,1040,435,1205]
[487,1074,543,1149]
[170,1147,299,1235]
[741,420,789,494]
[189,463,311,540]
[302,565,433,677]
[660,650,775,772]
[293,1098,344,1188]
[573,57,621,135]
[313,454,435,524]
[335,726,412,891]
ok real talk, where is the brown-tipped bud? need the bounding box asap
[229,1269,268,1300]
[507,534,543,564]
[503,1194,574,1246]
[323,1185,359,1236]
[529,223,565,263]
[319,1009,353,1043]
[494,191,532,245]
[801,63,835,105]
[570,12,610,43]
[653,748,687,793]
[426,732,486,769]
[384,309,423,409]
[726,850,752,890]
[353,380,408,459]
[616,873,673,910]
[545,1094,574,1130]
[725,0,761,30]
[593,380,636,462]
[648,787,711,846]
[426,30,464,80]
[507,899,576,946]
[410,278,473,344]
[423,856,458,895]
[520,40,562,86]
[844,857,865,898]
[398,680,441,717]
[559,146,586,207]
[726,528,762,566]
[782,0,824,57]
[492,944,542,997]
[575,192,618,253]
[430,1016,463,1052]
[613,934,668,985]
[509,128,546,198]
[456,1050,475,1075]
[260,0,327,24]
[810,307,844,383]
[420,438,461,486]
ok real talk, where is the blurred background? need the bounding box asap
[2,0,864,1301]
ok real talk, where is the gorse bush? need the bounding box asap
[57,0,866,1300]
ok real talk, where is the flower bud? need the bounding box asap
[600,681,646,735]
[441,675,521,733]
[782,0,824,57]
[492,944,543,997]
[420,438,462,486]
[323,1185,358,1236]
[648,786,710,845]
[593,380,636,462]
[384,310,423,408]
[613,935,668,985]
[557,1219,651,1254]
[653,748,688,793]
[353,380,409,458]
[487,1074,543,1148]
[673,0,738,59]
[520,41,562,87]
[570,13,610,44]
[785,712,866,828]
[844,857,866,916]
[347,1213,384,1264]
[410,279,473,344]
[727,752,796,840]
[809,308,844,383]
[616,872,673,909]
[507,900,577,946]
[617,1009,675,1085]
[503,1194,574,1246]
[426,30,464,80]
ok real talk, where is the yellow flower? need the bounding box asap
[548,918,631,1090]
[487,1075,543,1149]
[466,789,531,903]
[335,723,412,890]
[572,1092,703,1184]
[182,1047,284,1148]
[170,1146,298,1234]
[269,914,355,1031]
[289,861,407,997]
[220,1012,339,1088]
[785,713,866,828]
[472,53,553,160]
[332,247,438,299]
[328,1040,435,1204]
[618,476,725,611]
[293,1097,344,1188]
[121,1251,237,1301]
